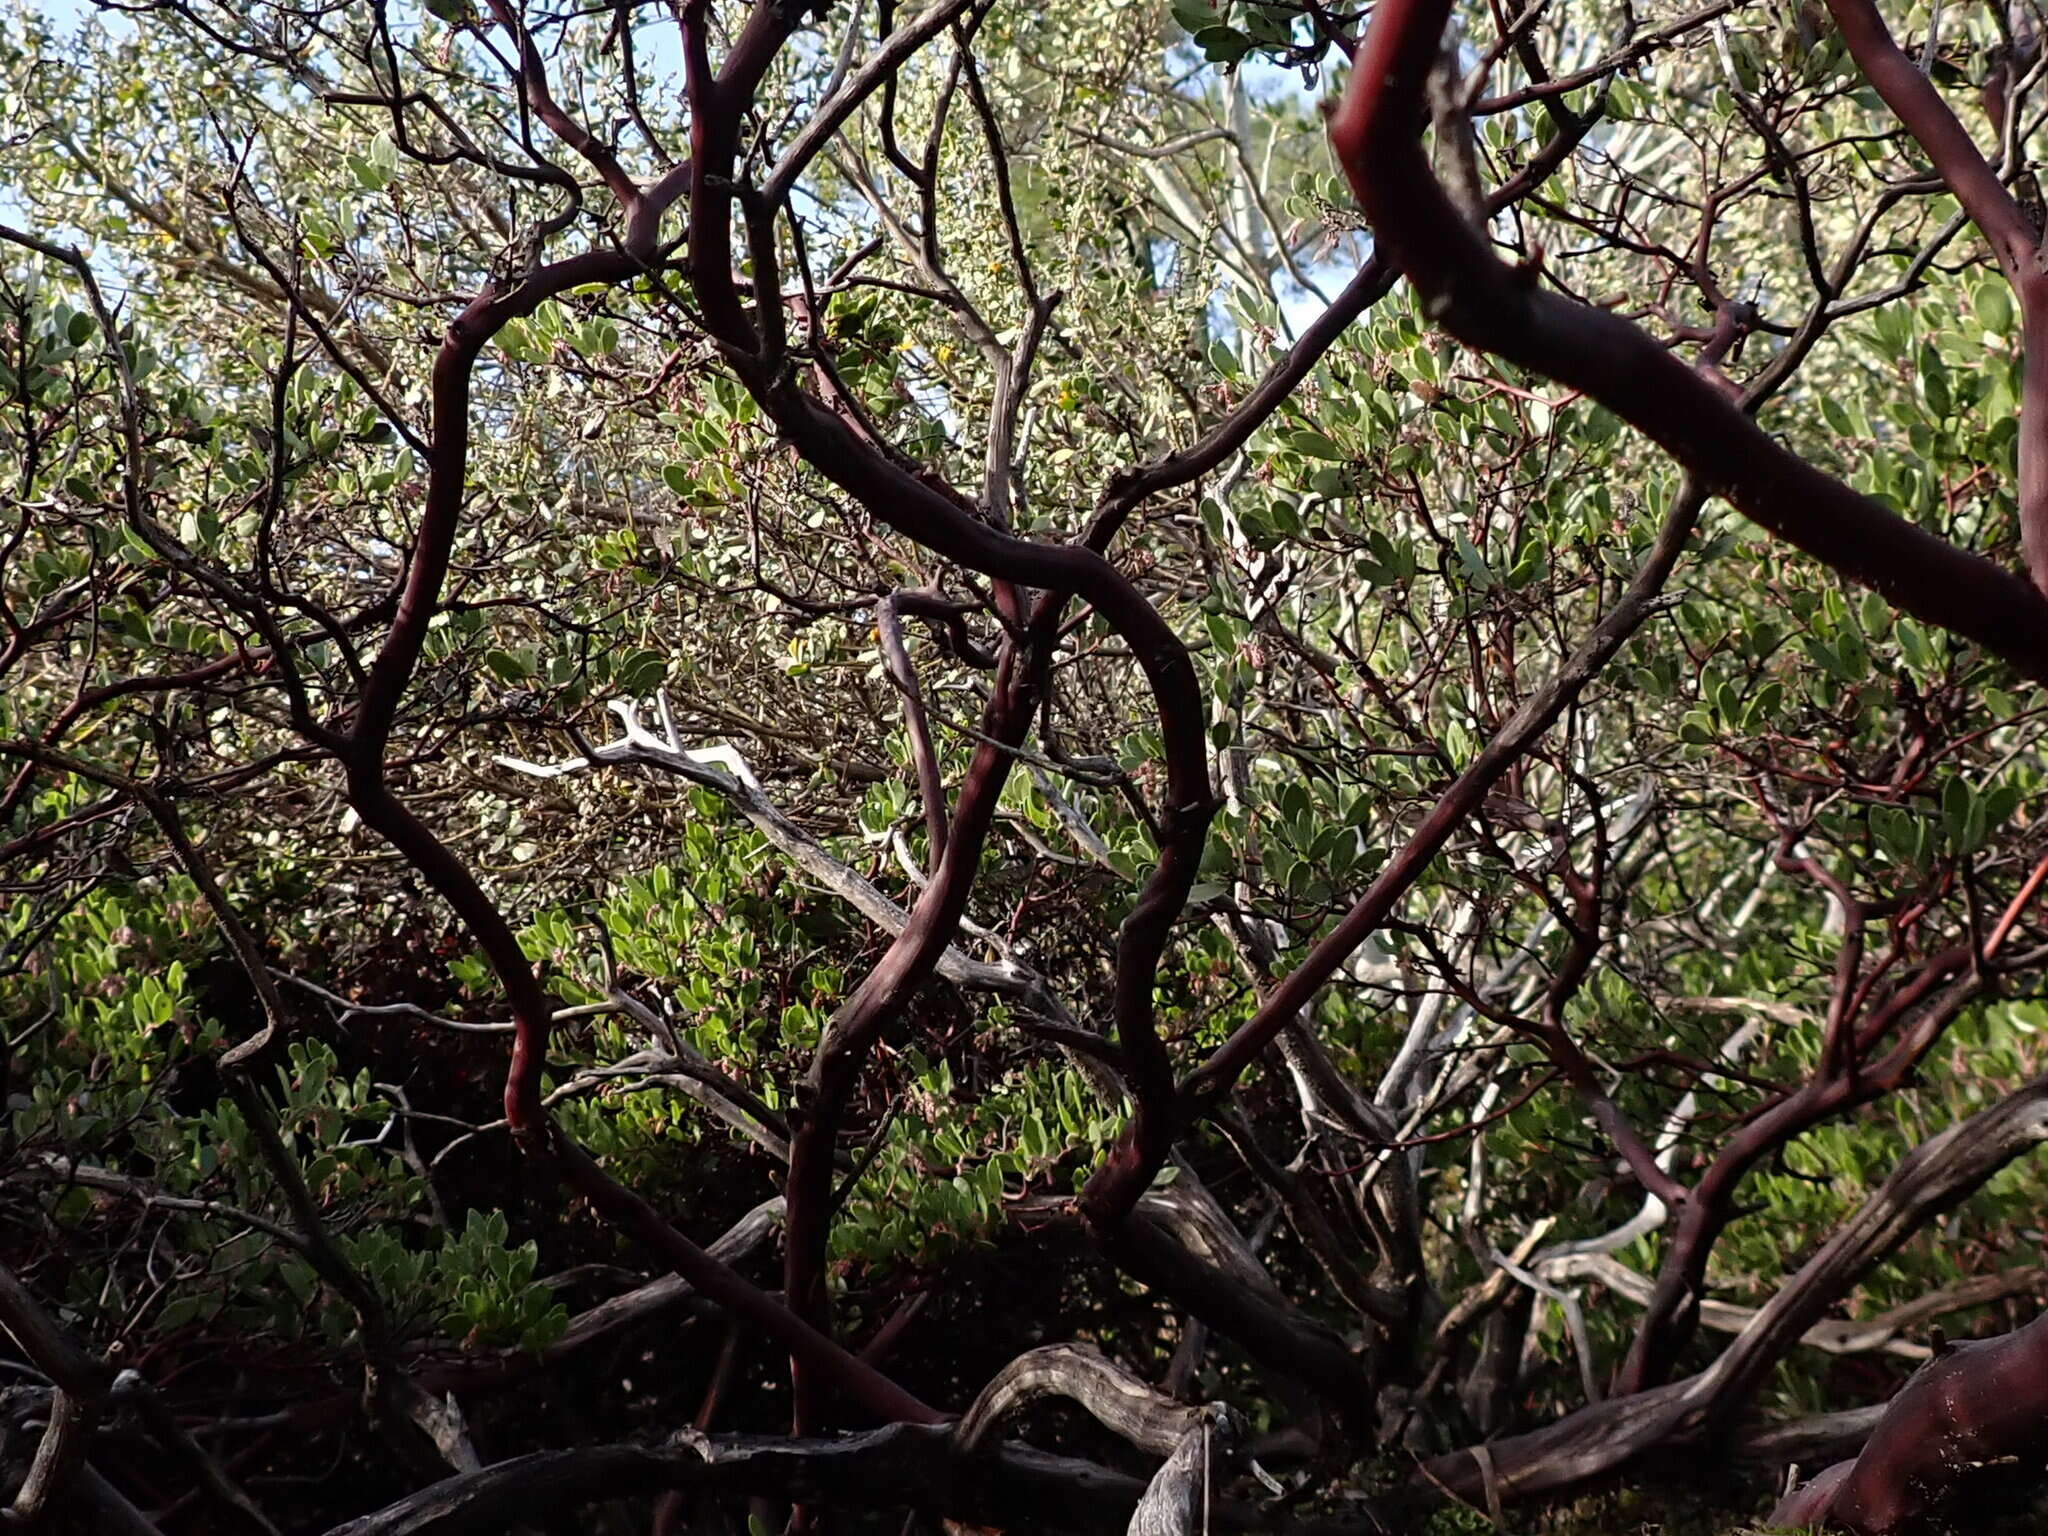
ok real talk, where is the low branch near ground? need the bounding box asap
[320,1422,1292,1536]
[0,1262,110,1523]
[1414,1068,2048,1510]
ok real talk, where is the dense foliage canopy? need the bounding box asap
[6,1,2048,1531]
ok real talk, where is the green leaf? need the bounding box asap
[1744,680,1784,729]
[1204,610,1238,655]
[615,649,667,693]
[1942,777,1974,850]
[348,150,392,192]
[1288,428,1346,460]
[156,1293,215,1331]
[1454,530,1493,588]
[1975,281,2014,335]
[1712,679,1740,725]
[1982,783,2023,838]
[484,648,535,684]
[1193,25,1253,63]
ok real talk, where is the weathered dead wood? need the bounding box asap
[954,1343,1209,1458]
[1547,1253,2044,1363]
[1126,1410,1234,1536]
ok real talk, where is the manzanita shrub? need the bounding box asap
[8,2,2048,1532]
